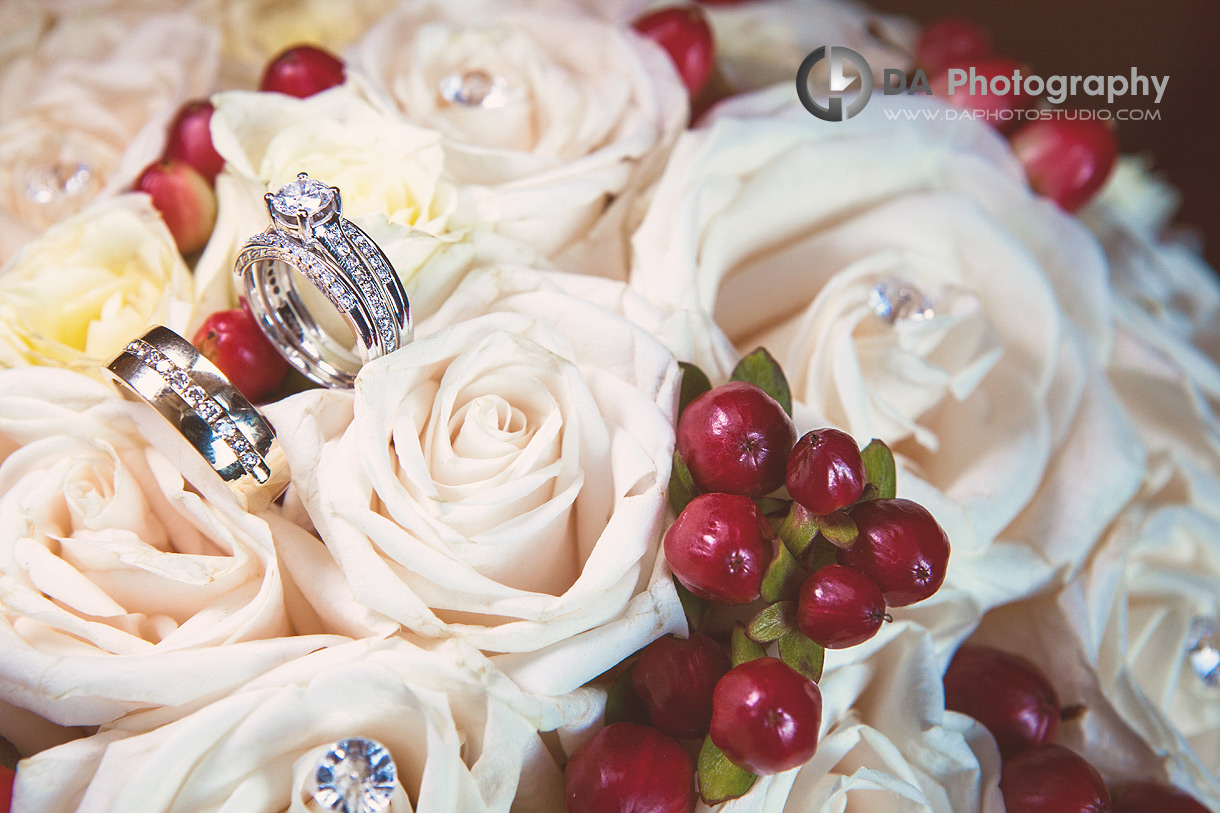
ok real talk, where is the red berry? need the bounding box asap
[916,17,992,75]
[633,633,731,739]
[677,382,796,498]
[632,6,715,98]
[943,644,1060,759]
[1111,781,1210,813]
[163,100,224,184]
[664,493,773,605]
[785,429,866,516]
[0,765,12,811]
[1010,119,1119,213]
[260,45,345,98]
[930,56,1035,132]
[192,305,289,403]
[1000,744,1112,813]
[837,498,949,607]
[564,722,695,813]
[796,564,886,649]
[710,657,821,775]
[134,159,217,254]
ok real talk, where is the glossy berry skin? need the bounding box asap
[710,657,821,776]
[677,381,796,498]
[943,644,1060,759]
[1000,744,1112,813]
[796,564,886,649]
[1110,781,1210,813]
[193,306,289,403]
[259,45,345,98]
[916,17,992,74]
[163,100,224,183]
[632,6,715,98]
[786,428,865,516]
[1010,119,1119,213]
[838,498,949,607]
[564,722,695,813]
[664,493,772,605]
[134,159,217,254]
[633,633,731,740]
[0,765,12,811]
[930,57,1035,132]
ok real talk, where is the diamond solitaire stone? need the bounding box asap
[439,69,509,108]
[268,174,338,226]
[1186,616,1220,688]
[870,278,935,325]
[312,738,397,813]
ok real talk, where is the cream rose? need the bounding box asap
[629,91,1144,626]
[348,0,687,278]
[0,11,218,262]
[0,367,338,728]
[15,637,597,812]
[265,266,687,695]
[0,194,196,373]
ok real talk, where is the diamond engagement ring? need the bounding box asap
[105,326,290,512]
[235,173,412,388]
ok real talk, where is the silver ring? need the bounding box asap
[234,173,412,388]
[105,326,290,512]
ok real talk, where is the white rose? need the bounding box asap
[0,367,339,728]
[0,11,219,262]
[349,0,687,278]
[15,637,597,812]
[266,266,687,695]
[0,194,197,373]
[629,91,1144,631]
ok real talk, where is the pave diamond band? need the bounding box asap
[235,173,412,388]
[105,326,289,512]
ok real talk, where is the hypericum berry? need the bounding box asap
[1010,119,1119,213]
[192,305,289,403]
[943,644,1060,759]
[785,428,866,516]
[1000,744,1112,813]
[664,493,773,605]
[1111,781,1210,813]
[930,56,1035,132]
[838,498,949,607]
[916,17,992,75]
[633,633,731,739]
[163,100,224,183]
[796,564,887,649]
[259,45,345,98]
[134,159,217,254]
[0,765,12,812]
[677,381,796,498]
[710,657,821,776]
[564,722,695,813]
[631,6,715,97]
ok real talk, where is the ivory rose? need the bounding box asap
[0,367,339,729]
[266,266,688,695]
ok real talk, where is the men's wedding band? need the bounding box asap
[105,326,289,512]
[234,173,411,388]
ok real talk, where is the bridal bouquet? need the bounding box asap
[1,0,1217,811]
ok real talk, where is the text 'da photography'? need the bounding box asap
[0,0,1218,812]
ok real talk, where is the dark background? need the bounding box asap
[868,0,1220,268]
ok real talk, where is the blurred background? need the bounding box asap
[870,0,1220,267]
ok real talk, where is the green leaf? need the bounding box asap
[697,736,758,805]
[603,663,647,726]
[731,621,767,666]
[669,451,698,515]
[674,576,707,633]
[778,502,819,558]
[860,439,897,500]
[814,511,858,549]
[747,601,796,643]
[678,361,712,416]
[778,629,825,683]
[730,347,792,416]
[806,537,840,573]
[761,540,807,604]
[754,497,792,517]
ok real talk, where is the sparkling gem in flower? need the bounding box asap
[269,174,339,224]
[312,738,397,813]
[438,69,509,108]
[869,278,934,325]
[1186,616,1220,687]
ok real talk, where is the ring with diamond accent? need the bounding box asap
[105,326,290,512]
[234,173,412,388]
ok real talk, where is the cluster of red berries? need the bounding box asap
[944,644,1210,813]
[565,351,952,809]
